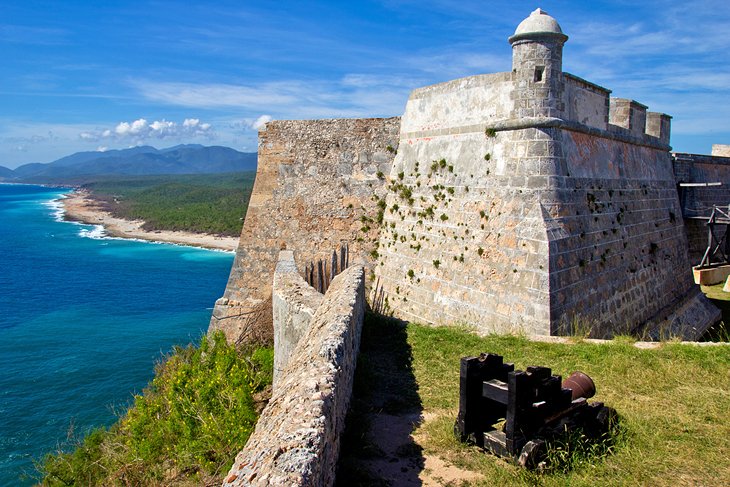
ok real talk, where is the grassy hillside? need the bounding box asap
[339,314,730,486]
[83,172,256,236]
[39,333,273,486]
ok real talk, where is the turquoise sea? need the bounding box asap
[0,184,234,486]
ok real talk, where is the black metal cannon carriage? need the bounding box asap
[454,353,617,469]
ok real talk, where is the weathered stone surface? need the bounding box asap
[209,118,399,344]
[223,265,365,487]
[272,250,324,387]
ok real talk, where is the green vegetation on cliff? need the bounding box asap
[84,172,256,236]
[39,332,272,486]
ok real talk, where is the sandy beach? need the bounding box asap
[61,189,239,252]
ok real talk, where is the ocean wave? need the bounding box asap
[42,192,235,253]
[78,229,235,253]
[78,225,107,239]
[42,194,68,223]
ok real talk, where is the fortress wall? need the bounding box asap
[563,74,609,130]
[401,73,513,133]
[673,152,730,264]
[371,70,717,338]
[224,265,365,486]
[210,117,399,344]
[373,77,553,334]
[548,131,715,337]
[373,127,552,334]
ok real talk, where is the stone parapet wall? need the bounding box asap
[563,73,610,130]
[223,265,366,486]
[271,250,323,386]
[210,117,399,344]
[402,73,513,135]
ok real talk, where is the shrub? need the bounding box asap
[40,332,273,486]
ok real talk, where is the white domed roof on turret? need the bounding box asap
[509,8,568,43]
[514,8,563,36]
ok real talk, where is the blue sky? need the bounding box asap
[1,0,728,168]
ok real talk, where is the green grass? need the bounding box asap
[701,282,730,302]
[341,314,730,486]
[83,172,256,236]
[39,332,273,486]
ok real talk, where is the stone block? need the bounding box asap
[693,264,730,286]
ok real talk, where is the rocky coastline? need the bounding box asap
[61,189,239,252]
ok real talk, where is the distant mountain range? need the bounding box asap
[0,145,257,183]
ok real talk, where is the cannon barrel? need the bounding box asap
[562,371,596,400]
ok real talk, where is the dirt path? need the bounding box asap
[336,315,482,486]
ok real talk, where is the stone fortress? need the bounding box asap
[220,9,730,484]
[211,8,730,344]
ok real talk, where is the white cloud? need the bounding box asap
[251,115,272,129]
[132,76,413,119]
[79,117,214,143]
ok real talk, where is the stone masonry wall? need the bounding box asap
[563,74,610,130]
[210,118,399,344]
[673,152,730,264]
[271,250,323,386]
[372,70,718,338]
[548,132,717,338]
[374,76,554,334]
[223,265,365,487]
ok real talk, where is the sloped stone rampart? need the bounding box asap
[223,265,365,487]
[546,131,718,338]
[272,250,323,386]
[210,118,398,345]
[373,70,718,338]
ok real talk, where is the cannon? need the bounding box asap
[454,353,617,469]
